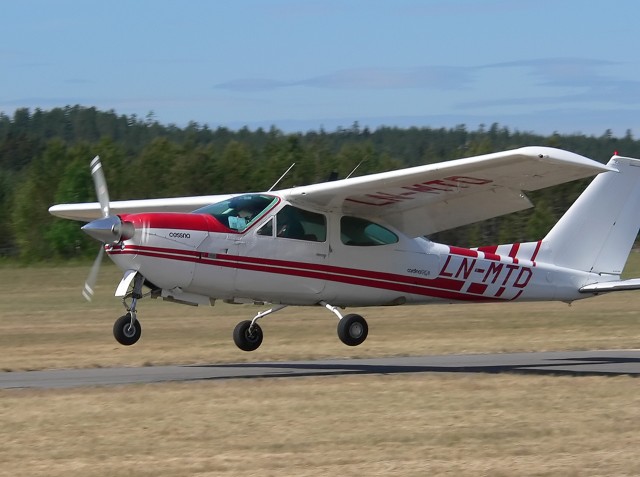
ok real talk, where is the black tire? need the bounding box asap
[233,320,263,352]
[113,313,142,346]
[337,314,368,346]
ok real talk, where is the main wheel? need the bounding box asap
[233,320,263,352]
[113,313,142,346]
[337,313,368,346]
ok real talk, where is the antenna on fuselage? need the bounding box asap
[268,162,296,192]
[345,159,365,179]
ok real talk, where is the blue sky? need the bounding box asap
[2,0,640,136]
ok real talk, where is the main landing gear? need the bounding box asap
[232,301,369,352]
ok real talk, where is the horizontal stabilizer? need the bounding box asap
[580,278,640,293]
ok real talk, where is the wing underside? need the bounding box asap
[284,146,615,236]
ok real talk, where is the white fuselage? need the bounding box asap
[106,200,601,309]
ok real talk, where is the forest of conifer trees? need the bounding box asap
[1,105,638,261]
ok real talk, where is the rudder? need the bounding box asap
[542,155,640,275]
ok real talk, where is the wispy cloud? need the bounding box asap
[215,58,627,94]
[297,66,473,90]
[481,57,616,86]
[214,65,474,92]
[459,58,640,108]
[213,78,291,92]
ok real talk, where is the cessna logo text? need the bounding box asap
[169,232,191,239]
[407,268,431,277]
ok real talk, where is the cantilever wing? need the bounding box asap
[283,146,616,237]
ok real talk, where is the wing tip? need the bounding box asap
[518,146,615,173]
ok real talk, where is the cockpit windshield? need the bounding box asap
[193,194,278,232]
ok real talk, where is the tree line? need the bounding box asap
[1,105,638,261]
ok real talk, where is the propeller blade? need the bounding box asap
[83,246,104,301]
[90,156,110,218]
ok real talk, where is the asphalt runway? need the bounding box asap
[2,349,639,390]
[0,350,640,389]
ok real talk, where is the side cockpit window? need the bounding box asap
[341,216,398,246]
[193,194,278,232]
[274,205,326,242]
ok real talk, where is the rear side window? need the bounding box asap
[341,216,398,246]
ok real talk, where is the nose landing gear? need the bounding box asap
[114,273,146,346]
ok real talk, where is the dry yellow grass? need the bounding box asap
[1,374,640,476]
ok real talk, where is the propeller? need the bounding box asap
[82,246,104,301]
[80,156,134,301]
[90,155,110,218]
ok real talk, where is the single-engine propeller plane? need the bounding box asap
[49,146,640,351]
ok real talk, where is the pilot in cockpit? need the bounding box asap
[237,206,256,221]
[228,198,262,230]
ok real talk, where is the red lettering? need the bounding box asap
[347,176,493,208]
[456,258,476,279]
[501,264,519,286]
[483,262,503,284]
[447,176,493,185]
[362,194,401,204]
[421,180,455,191]
[366,192,415,202]
[514,268,532,288]
[345,197,395,206]
[401,184,441,194]
[439,256,454,277]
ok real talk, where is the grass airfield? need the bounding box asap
[1,255,640,476]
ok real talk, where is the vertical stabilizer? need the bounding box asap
[543,155,640,275]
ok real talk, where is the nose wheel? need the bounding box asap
[113,313,142,346]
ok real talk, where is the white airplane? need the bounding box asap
[49,146,640,351]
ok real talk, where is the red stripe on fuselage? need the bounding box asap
[108,245,505,302]
[482,252,501,261]
[215,253,466,291]
[448,246,478,258]
[508,243,520,264]
[530,240,542,262]
[477,245,498,255]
